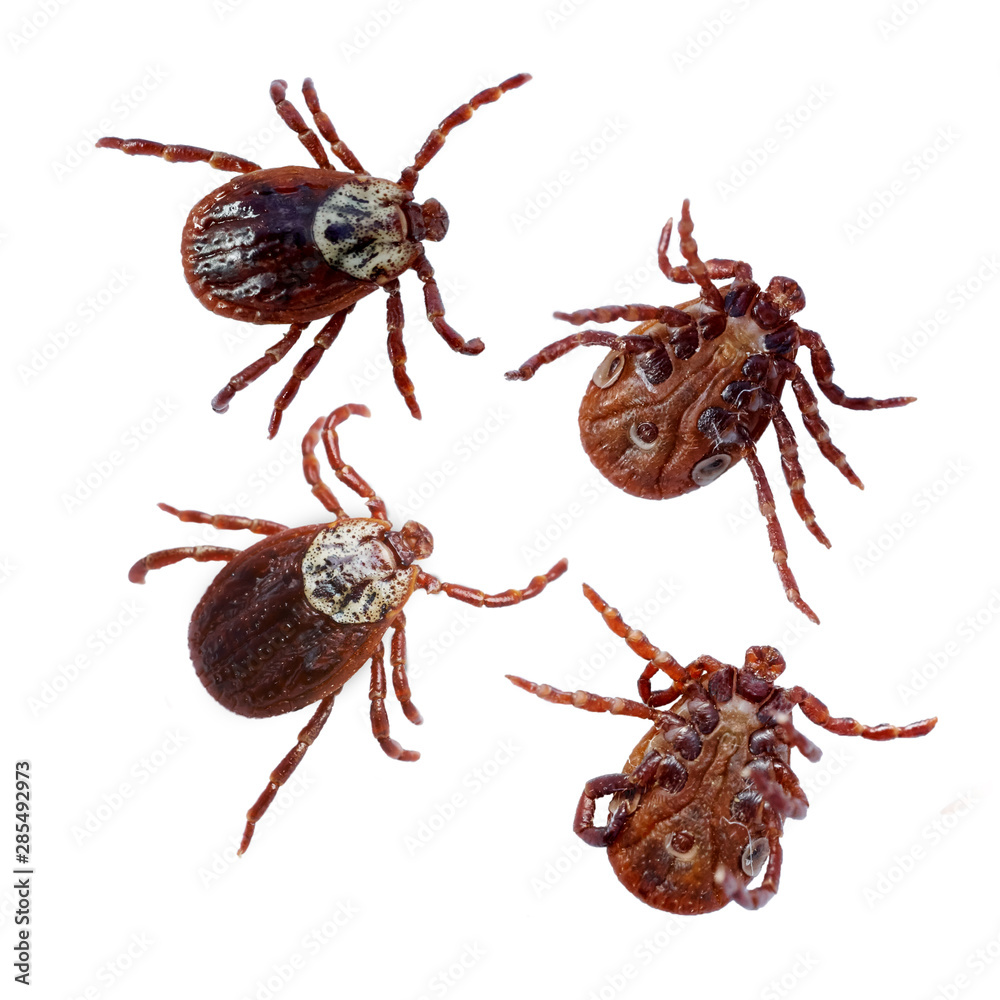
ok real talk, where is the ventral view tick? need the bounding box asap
[510,584,936,913]
[98,73,531,436]
[506,200,915,622]
[129,403,567,854]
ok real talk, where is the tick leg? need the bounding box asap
[390,613,422,725]
[741,441,820,624]
[574,773,634,847]
[398,72,531,190]
[553,304,693,327]
[748,764,808,821]
[269,307,354,439]
[785,686,938,740]
[658,208,752,285]
[238,693,338,855]
[798,327,916,410]
[156,502,286,535]
[128,546,239,584]
[385,278,421,419]
[581,582,695,685]
[506,675,657,722]
[504,330,655,381]
[412,252,483,356]
[301,78,366,173]
[319,404,389,520]
[212,324,305,414]
[771,408,831,547]
[370,643,419,761]
[270,79,331,169]
[302,415,349,518]
[718,826,782,910]
[95,137,260,173]
[789,371,864,489]
[657,201,728,311]
[416,558,568,608]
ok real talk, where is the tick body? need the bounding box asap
[509,585,936,913]
[98,73,531,435]
[130,404,567,853]
[506,200,915,622]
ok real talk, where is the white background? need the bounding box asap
[4,0,999,997]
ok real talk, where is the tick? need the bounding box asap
[509,584,936,913]
[98,73,531,436]
[505,200,914,622]
[129,403,567,854]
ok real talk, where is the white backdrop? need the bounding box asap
[5,0,998,997]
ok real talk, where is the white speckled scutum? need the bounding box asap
[302,521,411,623]
[311,178,415,281]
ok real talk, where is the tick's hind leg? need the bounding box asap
[95,137,260,173]
[128,546,239,584]
[740,441,819,624]
[398,73,531,190]
[238,694,338,855]
[301,78,366,173]
[156,503,287,535]
[416,558,568,607]
[797,327,916,410]
[718,826,781,910]
[504,330,655,381]
[269,307,353,439]
[769,408,831,548]
[212,324,305,415]
[384,279,421,419]
[789,371,864,489]
[575,773,634,847]
[369,644,419,761]
[390,613,422,725]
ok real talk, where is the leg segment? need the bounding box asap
[785,687,938,740]
[157,502,286,535]
[553,303,694,327]
[318,404,388,520]
[798,328,916,410]
[582,583,694,685]
[506,675,657,722]
[749,764,808,821]
[212,324,305,414]
[390,613,422,725]
[385,278,421,419]
[740,441,820,624]
[369,643,419,761]
[238,694,337,855]
[718,826,782,910]
[398,73,531,190]
[770,408,831,547]
[270,79,330,169]
[790,372,863,488]
[574,773,634,847]
[128,546,239,584]
[302,414,349,518]
[301,78,366,173]
[95,136,260,173]
[658,201,735,312]
[416,558,568,607]
[412,253,483,356]
[504,330,656,381]
[269,307,354,439]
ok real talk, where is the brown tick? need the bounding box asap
[506,200,915,622]
[98,73,531,436]
[509,584,936,913]
[129,403,567,854]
